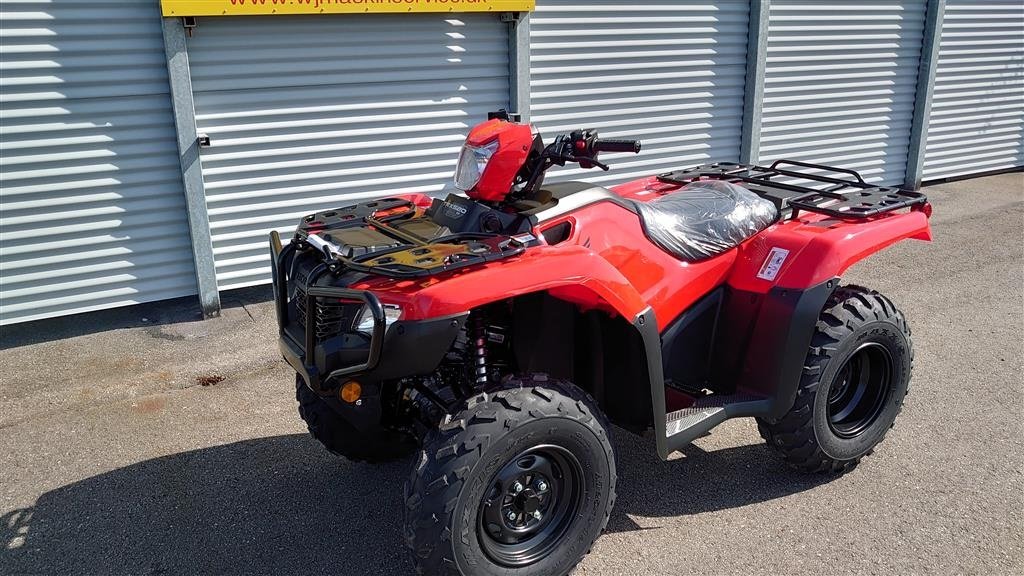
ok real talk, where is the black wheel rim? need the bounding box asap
[477,445,584,567]
[827,342,894,439]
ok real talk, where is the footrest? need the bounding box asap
[664,393,768,444]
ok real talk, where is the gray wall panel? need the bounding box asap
[923,0,1024,180]
[186,15,510,290]
[0,0,197,325]
[758,1,928,186]
[529,0,751,185]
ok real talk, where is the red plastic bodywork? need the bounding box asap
[355,175,932,330]
[460,119,535,202]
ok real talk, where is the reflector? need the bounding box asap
[340,381,362,404]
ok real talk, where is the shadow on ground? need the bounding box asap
[0,286,272,350]
[1,430,828,575]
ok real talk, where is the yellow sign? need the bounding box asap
[161,0,535,17]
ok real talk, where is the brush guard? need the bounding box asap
[270,232,386,394]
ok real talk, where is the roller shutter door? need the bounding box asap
[186,15,510,291]
[758,1,927,186]
[0,0,196,325]
[922,0,1024,181]
[529,0,750,185]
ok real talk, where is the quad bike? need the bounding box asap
[270,110,932,575]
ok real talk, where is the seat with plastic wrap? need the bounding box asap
[633,180,779,262]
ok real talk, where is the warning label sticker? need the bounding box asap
[756,247,790,281]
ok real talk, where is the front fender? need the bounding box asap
[354,244,649,322]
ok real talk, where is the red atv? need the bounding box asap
[270,111,931,575]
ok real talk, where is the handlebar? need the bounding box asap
[518,129,643,197]
[593,139,642,154]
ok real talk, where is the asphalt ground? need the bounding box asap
[1,172,1021,575]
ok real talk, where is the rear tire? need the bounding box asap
[295,375,416,463]
[757,285,913,473]
[404,374,615,576]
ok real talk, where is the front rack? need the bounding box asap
[658,159,927,219]
[295,198,525,279]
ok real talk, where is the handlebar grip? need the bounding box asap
[593,139,641,154]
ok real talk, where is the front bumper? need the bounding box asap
[270,232,467,395]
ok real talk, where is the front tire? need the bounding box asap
[758,285,913,473]
[404,374,616,576]
[295,375,416,463]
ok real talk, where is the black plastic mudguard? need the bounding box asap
[640,278,837,459]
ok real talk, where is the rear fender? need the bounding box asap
[720,209,931,426]
[729,210,932,292]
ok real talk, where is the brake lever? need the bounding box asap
[569,156,609,171]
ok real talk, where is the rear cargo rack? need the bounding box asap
[657,159,927,219]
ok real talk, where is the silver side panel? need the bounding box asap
[532,184,633,223]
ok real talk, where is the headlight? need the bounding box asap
[454,139,499,191]
[353,304,402,334]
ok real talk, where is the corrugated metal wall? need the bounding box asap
[922,0,1024,181]
[758,1,927,185]
[185,15,510,291]
[0,0,196,325]
[3,2,1019,324]
[529,0,750,185]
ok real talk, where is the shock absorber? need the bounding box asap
[471,313,489,387]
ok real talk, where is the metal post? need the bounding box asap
[904,0,946,190]
[739,0,770,165]
[505,12,531,122]
[161,17,221,318]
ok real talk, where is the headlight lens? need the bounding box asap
[353,304,402,334]
[454,140,499,191]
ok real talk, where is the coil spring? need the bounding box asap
[471,314,489,387]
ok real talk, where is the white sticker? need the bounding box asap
[756,247,790,281]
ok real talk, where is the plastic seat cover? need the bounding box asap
[633,180,778,261]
